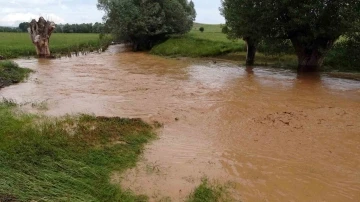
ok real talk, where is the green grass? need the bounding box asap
[187,178,234,202]
[0,101,155,202]
[151,35,244,57]
[0,60,33,88]
[192,23,224,32]
[190,23,237,43]
[217,52,298,68]
[151,23,245,57]
[0,33,112,59]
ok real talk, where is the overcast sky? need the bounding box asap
[0,0,225,27]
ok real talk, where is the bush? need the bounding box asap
[0,61,32,88]
[324,34,360,72]
[199,27,204,32]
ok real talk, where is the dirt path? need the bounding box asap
[1,45,360,201]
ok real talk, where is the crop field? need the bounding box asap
[0,33,111,59]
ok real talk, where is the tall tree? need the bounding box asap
[221,0,360,71]
[220,0,271,65]
[18,22,30,32]
[97,0,196,51]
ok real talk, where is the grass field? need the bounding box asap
[0,101,156,201]
[0,33,112,59]
[151,23,246,57]
[189,23,238,42]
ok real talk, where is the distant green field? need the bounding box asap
[190,23,238,42]
[151,23,246,57]
[0,33,111,59]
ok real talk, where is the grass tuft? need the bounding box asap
[0,61,33,88]
[187,178,234,202]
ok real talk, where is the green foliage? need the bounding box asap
[221,26,229,34]
[55,22,105,33]
[0,102,155,201]
[221,0,360,69]
[258,39,294,56]
[18,22,30,32]
[199,27,204,32]
[97,0,196,50]
[0,61,33,88]
[0,26,21,32]
[324,33,360,71]
[0,33,112,59]
[220,0,270,43]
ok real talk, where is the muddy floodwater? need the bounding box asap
[1,45,360,202]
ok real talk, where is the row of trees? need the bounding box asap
[97,0,196,50]
[221,0,360,72]
[55,22,105,33]
[17,22,105,33]
[0,26,20,32]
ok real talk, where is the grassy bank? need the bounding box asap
[0,61,32,89]
[0,33,112,59]
[151,24,246,57]
[151,35,245,57]
[152,23,359,72]
[0,101,155,201]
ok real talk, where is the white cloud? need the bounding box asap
[0,12,65,26]
[0,0,224,27]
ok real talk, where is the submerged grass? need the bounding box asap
[187,178,234,202]
[0,60,33,88]
[0,101,155,201]
[0,33,112,59]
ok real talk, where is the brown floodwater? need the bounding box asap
[1,45,360,202]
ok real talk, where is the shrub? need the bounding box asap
[324,34,360,72]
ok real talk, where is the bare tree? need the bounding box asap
[28,17,55,57]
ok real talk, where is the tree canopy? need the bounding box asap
[97,0,196,51]
[18,22,30,32]
[221,0,360,71]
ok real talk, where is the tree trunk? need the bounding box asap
[291,38,334,72]
[296,50,324,72]
[28,17,55,58]
[244,38,257,66]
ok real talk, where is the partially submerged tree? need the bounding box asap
[221,0,271,65]
[28,17,55,57]
[272,0,360,72]
[221,0,360,71]
[97,0,196,51]
[19,22,30,32]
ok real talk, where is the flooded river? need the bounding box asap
[1,45,360,201]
